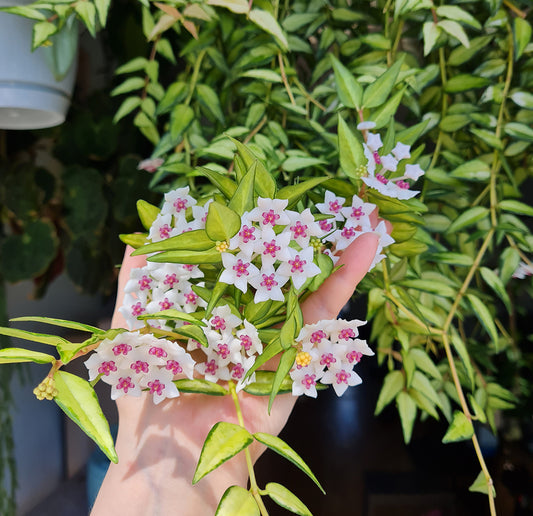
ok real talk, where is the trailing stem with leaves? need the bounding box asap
[1,0,533,514]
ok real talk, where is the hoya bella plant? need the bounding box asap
[1,0,533,515]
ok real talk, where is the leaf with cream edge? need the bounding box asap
[265,482,312,516]
[253,432,325,494]
[137,199,160,230]
[215,486,259,516]
[442,411,474,443]
[53,370,117,463]
[193,422,253,483]
[0,348,55,364]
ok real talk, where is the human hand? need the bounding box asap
[91,230,380,516]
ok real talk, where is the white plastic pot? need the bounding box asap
[0,1,77,130]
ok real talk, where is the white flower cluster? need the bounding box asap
[360,129,425,200]
[84,331,195,404]
[119,188,209,330]
[290,319,374,397]
[188,305,262,392]
[220,193,393,303]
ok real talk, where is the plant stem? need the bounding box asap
[228,381,269,516]
[185,49,207,106]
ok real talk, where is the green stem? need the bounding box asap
[229,381,269,516]
[185,49,207,107]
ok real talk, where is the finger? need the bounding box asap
[301,232,379,324]
[111,245,148,329]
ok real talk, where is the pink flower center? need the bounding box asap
[320,353,336,367]
[166,360,183,375]
[131,302,145,316]
[183,264,194,272]
[335,370,350,385]
[329,200,342,213]
[164,273,179,288]
[216,343,230,359]
[373,151,382,165]
[184,291,198,304]
[130,360,149,374]
[289,256,306,273]
[311,330,327,344]
[302,374,316,389]
[351,207,363,219]
[319,219,333,231]
[149,346,168,358]
[290,221,308,239]
[159,224,171,239]
[112,343,132,356]
[346,350,363,364]
[138,275,152,290]
[174,198,188,212]
[239,225,256,243]
[339,328,356,340]
[262,209,280,226]
[260,274,278,291]
[211,316,226,330]
[231,363,245,379]
[159,297,174,310]
[117,377,134,393]
[232,259,250,277]
[263,240,280,257]
[205,359,218,375]
[397,180,410,189]
[98,361,117,376]
[376,174,388,185]
[240,335,252,351]
[341,227,356,239]
[147,379,164,396]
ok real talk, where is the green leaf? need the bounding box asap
[131,229,215,256]
[409,349,442,380]
[137,199,160,230]
[338,117,365,180]
[54,371,117,463]
[469,470,496,496]
[74,1,97,37]
[510,91,533,109]
[396,391,417,444]
[148,248,222,264]
[450,159,491,182]
[205,279,228,319]
[253,432,324,493]
[248,9,288,51]
[500,247,521,285]
[113,96,141,123]
[468,394,487,424]
[240,69,282,83]
[513,17,532,61]
[268,347,296,413]
[282,156,325,172]
[228,162,256,216]
[94,0,111,26]
[136,309,205,326]
[276,178,328,208]
[170,104,195,139]
[438,20,470,48]
[442,411,474,443]
[119,233,148,248]
[193,422,253,483]
[0,5,46,20]
[207,0,248,14]
[265,483,312,516]
[445,206,489,234]
[399,279,456,299]
[375,370,404,415]
[411,371,443,410]
[444,74,490,93]
[467,294,499,348]
[196,83,225,124]
[470,128,503,149]
[174,379,228,396]
[0,347,55,364]
[450,333,475,389]
[10,316,103,334]
[504,122,533,142]
[243,371,292,396]
[423,22,441,56]
[500,198,533,216]
[215,486,259,516]
[436,5,481,29]
[372,88,405,129]
[244,337,282,379]
[0,327,70,347]
[205,202,241,242]
[427,252,473,266]
[479,267,511,313]
[362,56,404,109]
[329,54,362,110]
[197,166,238,199]
[33,21,57,49]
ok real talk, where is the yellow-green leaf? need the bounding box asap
[215,486,259,516]
[205,201,241,242]
[442,411,474,443]
[0,347,55,364]
[265,482,312,516]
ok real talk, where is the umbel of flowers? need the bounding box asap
[0,134,424,514]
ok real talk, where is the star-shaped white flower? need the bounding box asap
[220,252,260,293]
[249,265,288,303]
[321,367,362,396]
[316,191,346,222]
[247,198,290,228]
[277,247,321,290]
